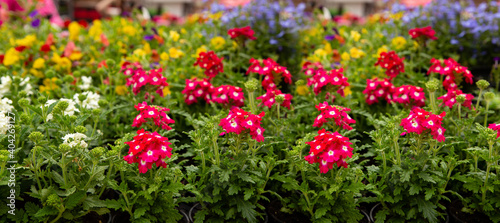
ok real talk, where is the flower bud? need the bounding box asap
[98,99,108,107]
[72,70,81,78]
[53,101,69,114]
[90,147,105,157]
[46,194,62,208]
[18,90,27,98]
[0,66,8,73]
[45,70,55,78]
[38,96,47,105]
[425,79,439,93]
[33,146,43,153]
[106,149,118,157]
[59,143,71,153]
[54,79,63,85]
[244,78,258,93]
[28,131,44,143]
[92,109,101,116]
[275,94,285,104]
[295,79,305,86]
[105,59,116,68]
[97,68,106,76]
[456,95,466,104]
[476,80,490,90]
[18,98,30,108]
[75,125,87,134]
[12,77,21,85]
[69,115,77,122]
[78,94,87,102]
[484,92,495,102]
[63,75,74,83]
[20,113,31,124]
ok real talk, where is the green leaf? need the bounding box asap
[416,198,438,222]
[134,207,148,219]
[228,185,239,195]
[74,114,91,126]
[64,191,86,209]
[82,196,106,210]
[244,188,253,201]
[425,188,435,201]
[25,202,40,216]
[34,206,58,218]
[236,198,257,223]
[418,172,436,183]
[409,184,421,195]
[315,207,328,219]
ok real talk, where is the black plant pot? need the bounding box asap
[266,199,310,223]
[370,203,449,223]
[189,203,269,223]
[447,200,492,223]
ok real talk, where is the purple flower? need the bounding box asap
[31,19,40,28]
[325,35,336,41]
[144,35,154,41]
[29,10,38,18]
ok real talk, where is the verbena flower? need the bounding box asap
[488,123,500,139]
[124,129,173,173]
[305,129,353,173]
[193,51,224,80]
[313,102,355,130]
[308,68,349,96]
[219,107,265,142]
[392,85,426,107]
[428,58,473,90]
[363,78,395,105]
[73,91,100,110]
[0,112,10,134]
[181,78,213,105]
[44,99,79,121]
[437,89,474,109]
[62,133,88,149]
[256,89,292,109]
[78,76,93,90]
[228,26,256,40]
[409,26,438,40]
[400,108,446,142]
[375,51,405,80]
[132,102,175,130]
[0,97,14,112]
[247,58,292,90]
[211,85,245,107]
[126,68,169,97]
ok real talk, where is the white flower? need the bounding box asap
[79,76,93,90]
[0,112,10,134]
[74,91,100,110]
[0,76,12,97]
[0,98,14,112]
[43,99,80,121]
[62,133,88,148]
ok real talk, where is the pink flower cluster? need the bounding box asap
[392,85,426,107]
[256,89,293,109]
[400,108,446,142]
[194,51,224,79]
[308,68,349,96]
[126,68,169,97]
[375,51,405,80]
[247,58,292,90]
[132,102,175,130]
[219,108,265,142]
[211,85,245,107]
[409,26,438,40]
[124,129,173,173]
[363,78,395,105]
[428,58,474,90]
[305,129,353,173]
[313,102,356,130]
[228,26,257,40]
[302,61,324,76]
[488,123,500,139]
[182,78,214,105]
[437,89,474,109]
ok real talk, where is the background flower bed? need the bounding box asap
[0,0,499,222]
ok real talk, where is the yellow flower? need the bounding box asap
[68,22,81,41]
[133,49,147,59]
[296,85,309,96]
[232,41,238,50]
[169,47,184,59]
[324,43,333,55]
[314,48,327,58]
[3,48,20,66]
[374,45,388,58]
[143,42,151,55]
[210,36,226,50]
[39,78,59,93]
[162,86,171,96]
[15,34,37,47]
[160,52,169,61]
[51,53,72,71]
[349,47,366,59]
[170,31,180,42]
[30,69,44,78]
[343,86,352,96]
[122,25,137,36]
[391,36,407,50]
[89,20,102,41]
[193,45,207,58]
[115,85,128,95]
[390,12,404,21]
[181,28,187,34]
[187,13,201,24]
[341,52,350,61]
[69,52,83,61]
[413,41,420,50]
[208,12,223,20]
[339,28,346,37]
[350,31,361,42]
[33,58,45,69]
[361,28,368,34]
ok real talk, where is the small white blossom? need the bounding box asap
[0,112,10,134]
[62,133,88,148]
[79,76,93,90]
[0,76,12,97]
[74,91,100,110]
[44,99,80,121]
[0,98,14,112]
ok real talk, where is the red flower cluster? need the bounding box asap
[305,129,353,173]
[363,78,395,105]
[302,61,324,76]
[219,108,266,142]
[132,102,175,130]
[308,68,349,96]
[488,123,500,139]
[375,51,405,80]
[182,78,214,105]
[256,89,293,109]
[126,68,169,97]
[409,26,438,40]
[194,51,224,79]
[124,129,173,173]
[400,108,446,142]
[313,102,356,130]
[428,58,473,90]
[437,89,474,109]
[247,58,292,90]
[392,85,426,107]
[211,85,245,107]
[228,26,257,40]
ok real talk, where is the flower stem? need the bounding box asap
[484,101,490,127]
[476,89,484,109]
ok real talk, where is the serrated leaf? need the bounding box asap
[134,207,148,219]
[25,202,40,216]
[425,188,435,201]
[74,114,91,126]
[416,198,437,222]
[64,191,86,209]
[315,207,328,219]
[34,206,58,218]
[244,188,253,201]
[228,185,239,195]
[235,198,257,223]
[418,172,436,183]
[82,196,106,210]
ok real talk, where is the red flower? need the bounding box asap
[392,85,426,107]
[132,102,175,130]
[375,51,405,80]
[312,102,355,130]
[40,44,51,53]
[256,89,293,110]
[219,108,265,142]
[228,26,257,40]
[124,129,173,173]
[247,58,292,90]
[400,108,446,142]
[437,89,474,109]
[305,129,353,173]
[409,26,438,40]
[211,85,245,107]
[308,68,349,96]
[363,78,395,105]
[488,123,500,139]
[125,68,169,97]
[193,51,224,80]
[15,46,27,52]
[428,58,473,90]
[181,78,213,105]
